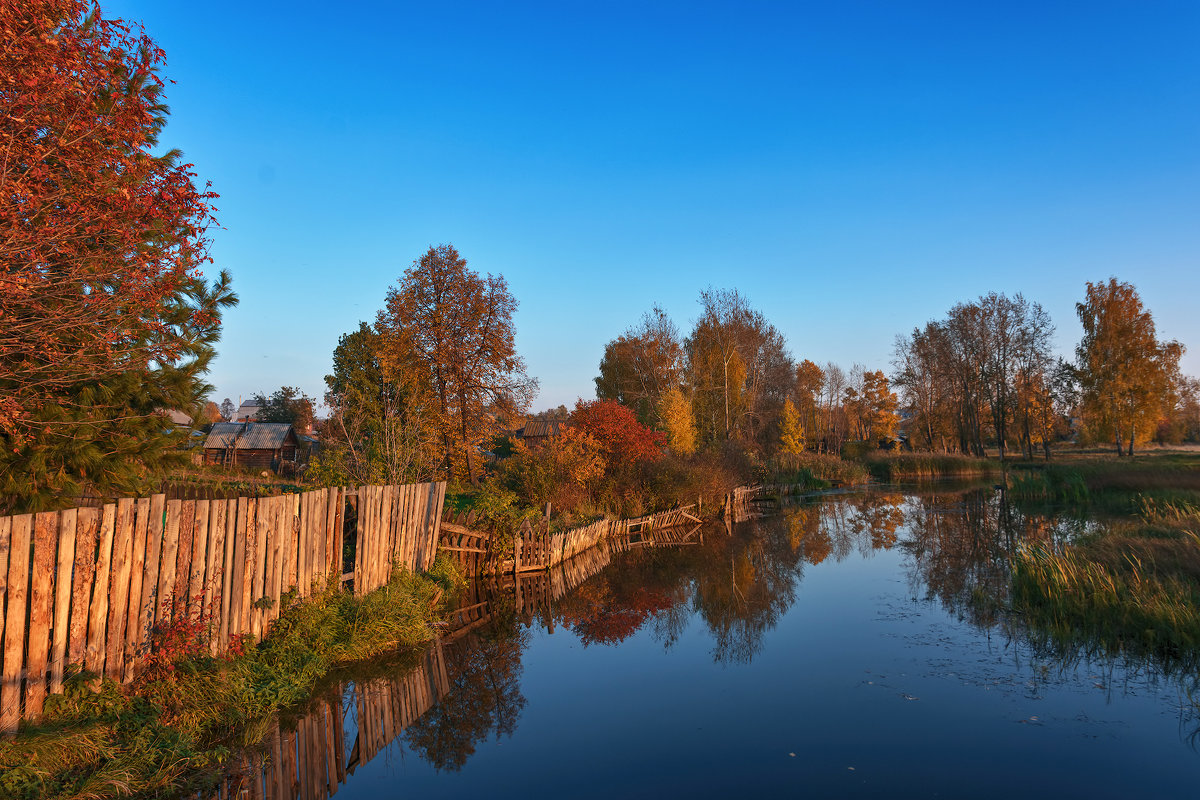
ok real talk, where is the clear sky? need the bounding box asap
[102,0,1200,412]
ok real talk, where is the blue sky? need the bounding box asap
[103,1,1200,411]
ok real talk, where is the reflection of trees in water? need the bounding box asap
[402,618,529,772]
[900,488,1078,625]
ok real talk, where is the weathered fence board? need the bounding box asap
[0,481,444,728]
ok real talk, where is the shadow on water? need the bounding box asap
[211,487,1200,798]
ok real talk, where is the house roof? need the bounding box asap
[203,422,294,450]
[520,419,569,439]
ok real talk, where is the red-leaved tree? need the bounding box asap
[1,1,235,510]
[570,399,664,469]
[0,1,219,434]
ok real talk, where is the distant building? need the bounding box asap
[234,400,262,422]
[518,418,569,447]
[162,409,193,427]
[202,422,299,471]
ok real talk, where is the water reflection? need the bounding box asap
[210,488,1200,798]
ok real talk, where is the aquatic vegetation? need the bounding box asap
[864,452,998,482]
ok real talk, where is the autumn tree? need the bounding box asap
[0,2,235,510]
[312,321,439,486]
[779,398,804,454]
[377,245,536,482]
[595,306,683,425]
[792,359,824,451]
[686,288,792,448]
[570,399,664,470]
[1076,279,1183,456]
[657,386,697,456]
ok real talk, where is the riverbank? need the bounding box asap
[0,560,463,800]
[1003,454,1200,666]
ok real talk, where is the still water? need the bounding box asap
[219,487,1200,798]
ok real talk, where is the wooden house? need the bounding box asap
[202,422,299,470]
[518,418,569,447]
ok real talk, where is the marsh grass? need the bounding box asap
[1011,538,1200,664]
[771,453,870,487]
[0,556,463,800]
[864,452,998,482]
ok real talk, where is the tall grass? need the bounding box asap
[770,453,870,487]
[865,452,998,482]
[1011,542,1200,662]
[0,557,463,800]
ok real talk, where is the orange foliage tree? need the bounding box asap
[377,245,537,482]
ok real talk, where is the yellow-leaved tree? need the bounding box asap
[779,398,805,454]
[658,386,697,455]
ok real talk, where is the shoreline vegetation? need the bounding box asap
[0,560,464,800]
[1002,455,1200,668]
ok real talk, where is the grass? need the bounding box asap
[1000,452,1200,667]
[864,452,999,482]
[770,453,870,487]
[0,556,464,800]
[1010,531,1200,666]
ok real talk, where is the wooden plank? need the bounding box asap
[1,515,32,732]
[67,508,99,665]
[251,497,270,639]
[188,500,211,622]
[50,509,77,694]
[273,495,288,616]
[238,499,257,638]
[332,488,345,584]
[122,498,150,681]
[259,496,277,628]
[227,498,249,641]
[302,491,316,596]
[104,498,135,681]
[205,500,227,655]
[324,487,339,583]
[136,495,165,655]
[84,505,117,680]
[218,498,238,651]
[352,487,366,594]
[0,518,8,661]
[294,492,307,599]
[172,500,196,620]
[22,512,56,716]
[156,500,181,625]
[317,490,330,588]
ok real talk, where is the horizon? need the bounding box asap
[101,1,1200,411]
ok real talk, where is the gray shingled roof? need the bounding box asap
[203,422,293,450]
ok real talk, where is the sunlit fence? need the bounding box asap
[0,481,445,732]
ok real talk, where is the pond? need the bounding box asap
[213,487,1200,799]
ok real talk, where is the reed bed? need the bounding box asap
[865,452,998,482]
[1011,541,1200,660]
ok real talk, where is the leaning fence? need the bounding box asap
[0,481,445,732]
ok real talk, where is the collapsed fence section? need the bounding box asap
[0,481,445,731]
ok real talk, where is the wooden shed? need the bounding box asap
[202,422,299,470]
[518,418,569,447]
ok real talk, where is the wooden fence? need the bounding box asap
[0,481,445,732]
[438,505,701,578]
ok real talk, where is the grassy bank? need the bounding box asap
[864,452,999,482]
[0,558,464,800]
[1002,454,1200,666]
